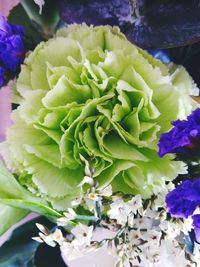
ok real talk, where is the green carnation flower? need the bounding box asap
[0,25,198,212]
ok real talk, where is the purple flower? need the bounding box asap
[158,108,200,157]
[0,35,25,71]
[193,214,200,228]
[0,66,5,87]
[0,16,25,85]
[0,16,12,38]
[167,178,200,244]
[192,214,200,243]
[166,193,196,218]
[166,178,200,218]
[0,16,24,38]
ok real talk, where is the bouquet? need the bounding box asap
[1,1,200,266]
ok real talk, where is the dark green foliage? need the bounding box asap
[0,217,55,267]
[8,4,44,51]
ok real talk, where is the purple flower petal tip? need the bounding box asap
[158,108,200,157]
[166,178,200,219]
[0,15,25,86]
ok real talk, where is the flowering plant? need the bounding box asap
[1,1,200,267]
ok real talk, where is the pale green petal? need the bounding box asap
[23,154,83,198]
[49,191,81,211]
[96,160,135,188]
[60,95,114,166]
[1,24,198,220]
[25,144,63,168]
[42,75,92,108]
[18,89,46,124]
[58,24,106,51]
[103,132,148,161]
[46,63,81,88]
[16,65,32,96]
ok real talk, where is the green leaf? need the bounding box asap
[0,161,35,199]
[0,158,29,235]
[0,199,61,219]
[0,204,28,236]
[0,161,61,235]
[0,217,55,267]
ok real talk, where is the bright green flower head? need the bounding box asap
[0,24,197,211]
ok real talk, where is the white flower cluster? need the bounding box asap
[32,158,200,267]
[33,222,95,261]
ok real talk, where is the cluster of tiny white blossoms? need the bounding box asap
[33,157,200,267]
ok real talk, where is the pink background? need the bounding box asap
[0,0,19,16]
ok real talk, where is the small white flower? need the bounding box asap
[108,196,143,226]
[127,214,135,228]
[130,217,154,230]
[88,192,99,201]
[71,223,94,246]
[107,195,143,226]
[35,223,49,235]
[34,0,45,14]
[79,154,93,178]
[38,233,57,247]
[151,181,174,209]
[157,210,167,221]
[191,243,200,265]
[181,216,193,234]
[142,229,161,248]
[50,229,64,246]
[71,195,83,207]
[79,176,94,187]
[65,208,76,217]
[156,238,189,267]
[144,206,158,218]
[160,220,181,239]
[85,198,97,212]
[32,224,64,247]
[84,185,112,211]
[98,185,112,197]
[128,229,144,246]
[61,240,83,261]
[57,208,77,226]
[85,193,99,212]
[126,195,143,215]
[129,256,140,266]
[139,249,160,266]
[108,199,128,225]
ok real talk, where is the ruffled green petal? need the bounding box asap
[96,160,135,188]
[23,154,83,198]
[103,132,148,161]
